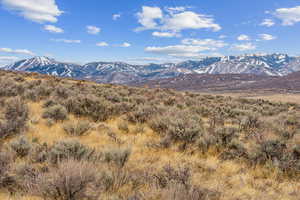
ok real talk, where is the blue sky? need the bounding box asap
[0,0,300,65]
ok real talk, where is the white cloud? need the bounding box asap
[237,34,250,41]
[232,43,256,51]
[165,6,187,14]
[181,38,227,48]
[0,56,19,61]
[162,11,221,32]
[219,35,227,39]
[259,34,276,41]
[274,6,300,25]
[86,26,101,35]
[113,14,121,20]
[51,39,81,43]
[136,6,221,33]
[1,0,62,23]
[145,38,226,58]
[0,47,34,55]
[136,6,163,31]
[260,19,275,27]
[120,42,131,47]
[44,25,63,33]
[96,42,109,47]
[152,31,180,38]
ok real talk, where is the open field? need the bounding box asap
[0,70,299,200]
[209,93,300,104]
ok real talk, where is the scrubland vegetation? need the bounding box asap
[0,70,299,200]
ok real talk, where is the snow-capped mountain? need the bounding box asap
[194,54,294,76]
[3,56,84,77]
[1,54,300,84]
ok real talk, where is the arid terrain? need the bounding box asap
[0,70,299,200]
[134,72,300,95]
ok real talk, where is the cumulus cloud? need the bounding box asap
[0,47,34,55]
[120,42,131,47]
[1,0,62,23]
[51,39,81,43]
[96,42,109,47]
[136,6,163,31]
[86,26,101,35]
[259,34,276,41]
[152,31,180,38]
[162,11,221,32]
[274,6,300,25]
[113,14,121,20]
[237,34,250,41]
[44,25,64,33]
[232,43,256,51]
[219,35,227,39]
[145,38,226,58]
[136,6,221,33]
[260,19,275,27]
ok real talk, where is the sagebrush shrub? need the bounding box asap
[43,105,68,121]
[49,140,96,164]
[34,160,99,200]
[0,98,29,138]
[150,110,203,143]
[63,120,91,136]
[64,94,113,121]
[117,121,129,133]
[104,147,131,168]
[10,137,31,158]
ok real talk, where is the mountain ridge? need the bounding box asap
[2,54,300,84]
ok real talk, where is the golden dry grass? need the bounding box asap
[1,101,300,200]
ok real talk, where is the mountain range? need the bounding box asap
[2,53,300,84]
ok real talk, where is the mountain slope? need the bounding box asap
[3,56,84,77]
[2,54,300,84]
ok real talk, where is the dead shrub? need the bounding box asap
[0,151,14,189]
[33,159,99,200]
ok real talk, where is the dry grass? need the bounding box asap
[0,70,299,200]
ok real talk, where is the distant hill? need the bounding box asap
[133,72,300,93]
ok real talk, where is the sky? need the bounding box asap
[0,0,300,65]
